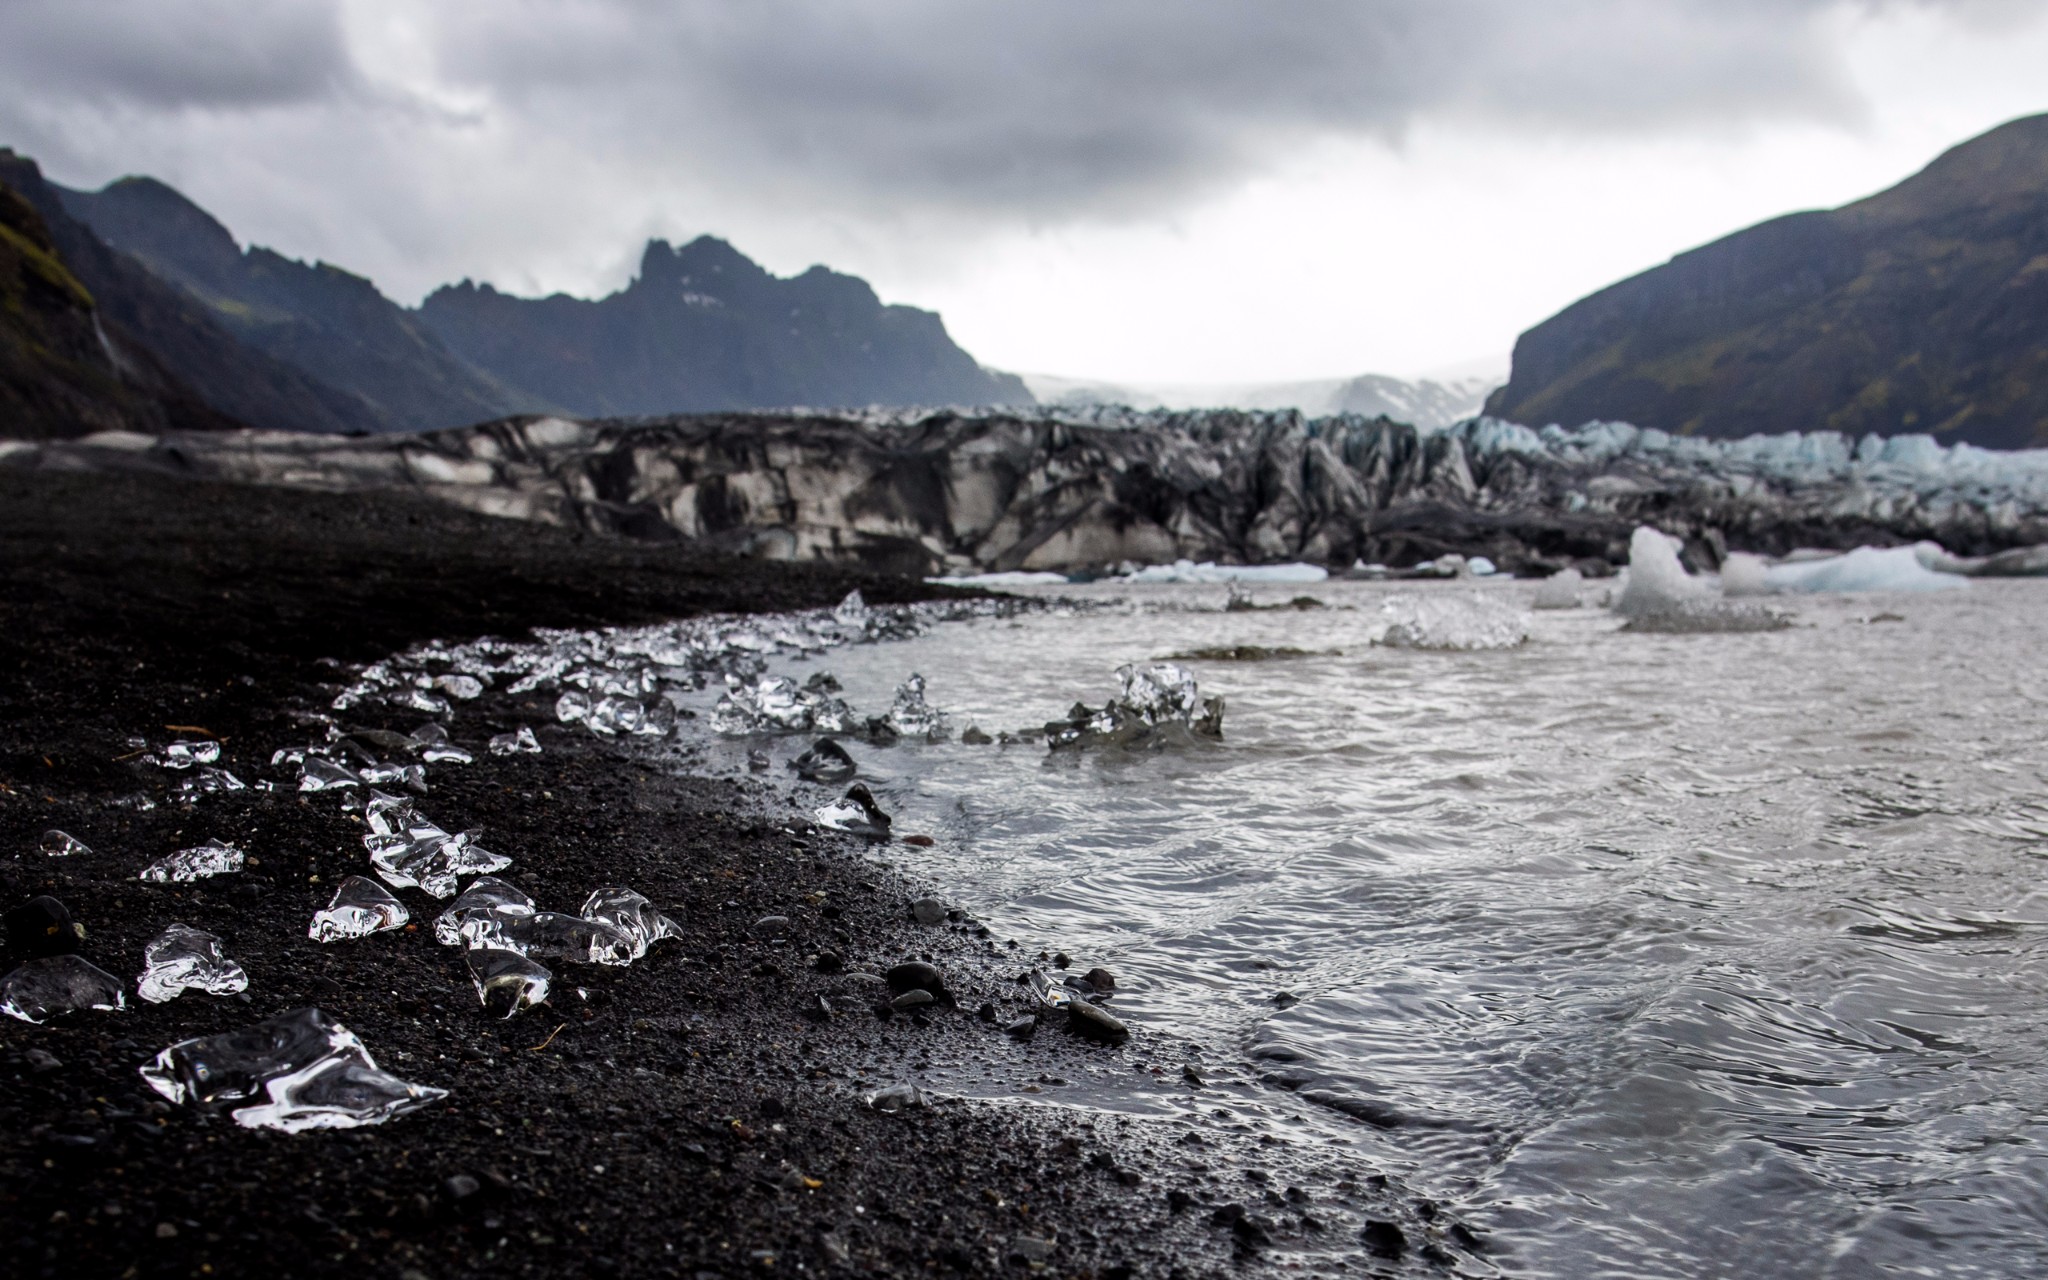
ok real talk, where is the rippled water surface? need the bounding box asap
[715,578,2048,1277]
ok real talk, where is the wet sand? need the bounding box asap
[0,470,1300,1279]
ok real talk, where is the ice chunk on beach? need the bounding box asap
[488,726,541,756]
[139,1006,446,1132]
[139,839,244,882]
[138,924,248,1002]
[1,955,127,1023]
[815,784,893,839]
[885,673,949,741]
[366,822,509,899]
[175,767,247,797]
[466,948,551,1017]
[791,738,857,783]
[434,674,485,700]
[299,756,363,792]
[39,829,90,857]
[493,912,638,966]
[156,740,220,770]
[835,589,870,628]
[578,887,680,959]
[1758,544,1968,594]
[409,723,474,764]
[1531,568,1584,609]
[711,674,857,735]
[434,875,536,946]
[309,876,410,942]
[1378,593,1531,650]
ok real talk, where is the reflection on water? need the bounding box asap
[701,578,2048,1278]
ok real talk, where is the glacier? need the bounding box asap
[5,410,2047,576]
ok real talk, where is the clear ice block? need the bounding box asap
[175,766,247,797]
[39,829,91,857]
[434,674,485,700]
[466,948,551,1017]
[0,954,128,1023]
[433,875,536,946]
[884,673,949,741]
[137,923,249,1003]
[710,674,856,735]
[139,1006,447,1133]
[578,887,680,959]
[494,912,638,966]
[488,726,542,756]
[157,740,221,770]
[814,784,892,839]
[299,756,363,791]
[308,876,410,942]
[791,738,857,783]
[139,838,245,882]
[1115,662,1201,725]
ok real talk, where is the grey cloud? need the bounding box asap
[418,0,1917,219]
[0,1,357,111]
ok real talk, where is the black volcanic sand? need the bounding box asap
[0,469,1453,1279]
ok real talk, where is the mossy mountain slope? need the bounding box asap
[1486,113,2048,448]
[416,236,1034,416]
[56,177,556,432]
[0,151,384,436]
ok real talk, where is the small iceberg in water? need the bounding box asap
[1616,528,1791,632]
[1118,559,1329,585]
[1723,544,1968,595]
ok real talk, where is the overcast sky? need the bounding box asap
[3,1,2045,385]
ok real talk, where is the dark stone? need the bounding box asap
[1052,952,1070,970]
[1082,967,1115,992]
[759,1097,786,1119]
[1004,1015,1038,1040]
[1064,1000,1130,1046]
[4,895,80,959]
[812,950,842,974]
[1361,1219,1407,1259]
[1166,1188,1193,1214]
[889,990,934,1011]
[884,961,943,995]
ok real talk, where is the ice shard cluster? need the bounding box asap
[358,791,510,898]
[140,1007,446,1132]
[1040,663,1226,751]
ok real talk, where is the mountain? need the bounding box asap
[0,150,384,435]
[0,175,238,439]
[417,237,1033,416]
[1021,365,1502,430]
[55,177,551,432]
[1487,113,2048,449]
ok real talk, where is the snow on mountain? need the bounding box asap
[1019,361,1506,430]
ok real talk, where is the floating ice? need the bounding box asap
[927,570,1069,586]
[309,876,410,942]
[137,924,248,1003]
[1614,527,1704,618]
[466,948,551,1017]
[834,589,870,628]
[434,875,536,946]
[300,756,362,791]
[155,740,220,770]
[1468,556,1498,576]
[711,674,857,736]
[139,839,245,883]
[815,784,893,839]
[1378,593,1531,650]
[1615,526,1795,632]
[579,887,680,959]
[1754,544,1968,594]
[885,673,949,741]
[39,829,91,857]
[1045,663,1226,750]
[140,1006,446,1133]
[791,738,857,783]
[1120,559,1329,585]
[1117,663,1200,725]
[488,726,541,756]
[0,955,127,1023]
[1531,568,1584,609]
[492,912,638,966]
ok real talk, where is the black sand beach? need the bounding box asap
[0,470,1434,1279]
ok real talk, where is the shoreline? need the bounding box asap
[0,468,1446,1278]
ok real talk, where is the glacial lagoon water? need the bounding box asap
[687,577,2048,1278]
